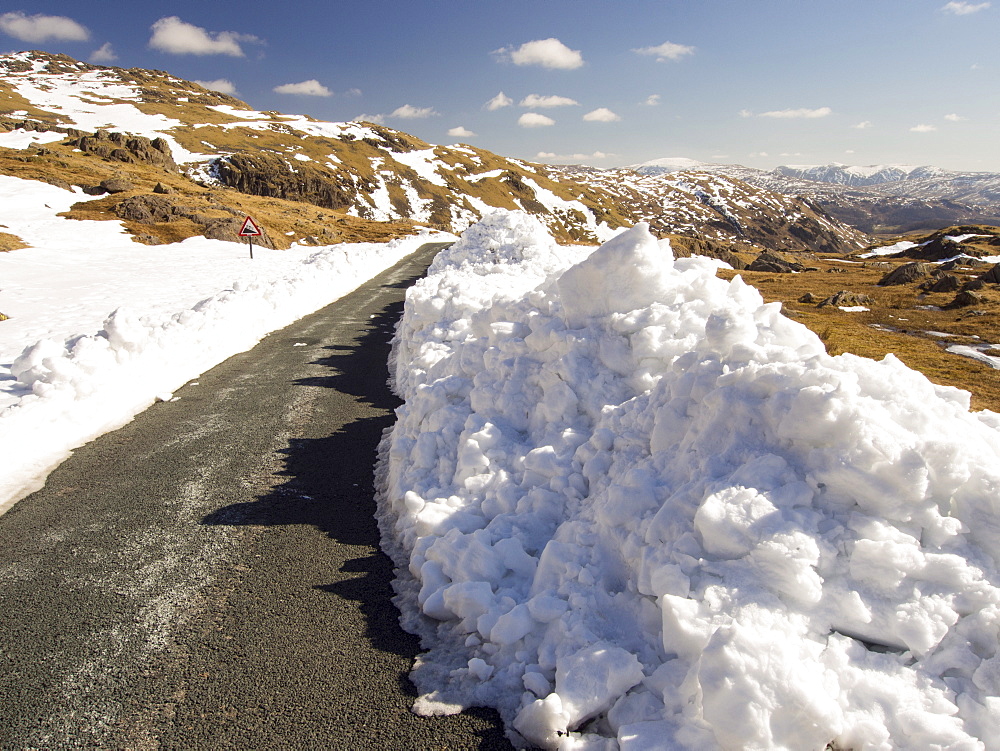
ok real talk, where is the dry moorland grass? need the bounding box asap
[0,231,27,251]
[718,253,1000,412]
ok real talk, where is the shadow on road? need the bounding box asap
[202,269,514,750]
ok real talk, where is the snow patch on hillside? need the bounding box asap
[0,175,450,514]
[379,210,1000,750]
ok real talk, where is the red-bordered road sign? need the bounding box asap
[239,216,262,237]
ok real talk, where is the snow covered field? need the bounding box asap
[0,175,448,514]
[379,212,1000,750]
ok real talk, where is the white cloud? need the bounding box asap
[643,94,661,106]
[942,1,991,14]
[149,16,260,57]
[910,123,938,132]
[448,126,476,137]
[495,38,584,70]
[944,113,967,121]
[520,94,578,108]
[485,91,514,111]
[853,120,873,129]
[0,11,89,42]
[345,88,362,97]
[583,107,621,122]
[273,79,332,96]
[759,107,832,119]
[356,113,386,124]
[195,79,237,95]
[845,149,856,154]
[633,41,695,62]
[750,151,770,158]
[739,109,754,118]
[391,104,439,119]
[89,42,117,63]
[518,112,555,128]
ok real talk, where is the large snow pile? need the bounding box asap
[0,175,447,513]
[378,211,1000,750]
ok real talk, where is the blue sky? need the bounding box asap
[3,1,1000,171]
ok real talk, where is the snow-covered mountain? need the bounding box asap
[628,156,1000,233]
[773,163,948,188]
[0,50,866,253]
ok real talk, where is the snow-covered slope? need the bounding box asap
[379,211,1000,750]
[547,165,869,253]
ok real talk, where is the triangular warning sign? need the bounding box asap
[239,216,262,236]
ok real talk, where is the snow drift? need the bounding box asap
[378,211,1000,750]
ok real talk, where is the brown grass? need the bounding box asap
[718,255,1000,412]
[0,231,27,251]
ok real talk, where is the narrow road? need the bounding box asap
[0,243,513,750]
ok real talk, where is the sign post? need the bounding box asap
[238,215,262,259]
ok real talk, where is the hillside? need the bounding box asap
[0,50,866,254]
[635,159,1000,235]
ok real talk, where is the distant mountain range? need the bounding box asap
[632,159,1000,234]
[773,163,949,188]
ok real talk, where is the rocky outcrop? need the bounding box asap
[211,153,360,211]
[667,235,748,269]
[67,130,176,170]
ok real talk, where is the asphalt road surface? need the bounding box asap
[0,243,514,750]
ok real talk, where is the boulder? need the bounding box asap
[203,217,277,249]
[114,194,176,223]
[877,262,933,286]
[100,177,134,194]
[978,264,1000,284]
[920,273,961,293]
[946,290,985,309]
[747,251,805,273]
[817,290,874,308]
